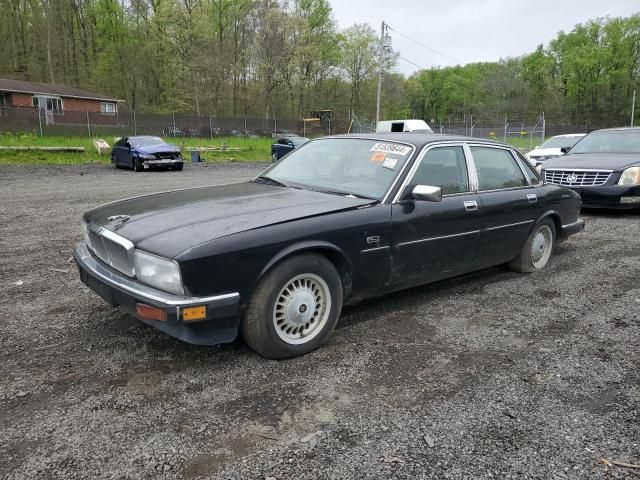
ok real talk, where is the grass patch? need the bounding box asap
[0,133,272,165]
[502,136,547,150]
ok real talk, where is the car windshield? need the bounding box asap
[130,136,165,147]
[570,130,640,154]
[259,138,413,199]
[540,136,583,149]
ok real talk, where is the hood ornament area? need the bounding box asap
[107,215,130,227]
[566,173,579,184]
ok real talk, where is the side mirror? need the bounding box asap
[410,185,442,202]
[560,147,570,154]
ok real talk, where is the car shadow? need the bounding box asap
[582,207,640,218]
[336,265,517,331]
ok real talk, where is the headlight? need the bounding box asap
[81,221,91,248]
[133,250,183,295]
[618,166,640,186]
[138,154,156,160]
[536,165,543,174]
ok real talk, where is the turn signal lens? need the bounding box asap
[135,303,167,322]
[182,306,206,322]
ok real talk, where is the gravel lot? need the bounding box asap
[1,163,639,480]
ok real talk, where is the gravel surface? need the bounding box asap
[0,163,639,480]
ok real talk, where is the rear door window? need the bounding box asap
[515,151,541,184]
[471,146,527,191]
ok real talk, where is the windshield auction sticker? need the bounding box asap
[370,143,412,156]
[369,151,387,163]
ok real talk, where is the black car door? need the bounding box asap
[390,144,481,288]
[469,145,542,267]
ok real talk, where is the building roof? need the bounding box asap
[0,78,122,102]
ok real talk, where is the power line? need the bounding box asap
[386,25,463,65]
[398,55,428,71]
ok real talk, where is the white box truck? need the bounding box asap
[376,119,433,133]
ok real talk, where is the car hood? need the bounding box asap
[84,182,375,258]
[132,143,180,155]
[542,153,640,171]
[527,147,563,158]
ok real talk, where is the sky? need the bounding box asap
[328,0,640,75]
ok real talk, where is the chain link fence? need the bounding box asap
[0,106,333,138]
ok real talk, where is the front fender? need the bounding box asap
[258,240,353,282]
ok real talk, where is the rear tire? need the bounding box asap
[241,254,343,359]
[508,219,556,273]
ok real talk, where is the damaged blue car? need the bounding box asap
[111,135,183,172]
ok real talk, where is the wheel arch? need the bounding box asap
[536,210,562,237]
[257,241,354,299]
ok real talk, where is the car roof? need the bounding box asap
[591,127,640,133]
[549,133,586,138]
[328,133,511,149]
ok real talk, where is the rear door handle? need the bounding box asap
[527,193,538,204]
[463,200,478,212]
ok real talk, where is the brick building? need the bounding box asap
[0,78,123,121]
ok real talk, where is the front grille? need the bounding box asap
[87,228,134,277]
[155,152,178,160]
[544,169,612,186]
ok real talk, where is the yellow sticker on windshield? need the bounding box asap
[370,152,387,163]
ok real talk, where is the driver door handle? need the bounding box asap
[464,200,478,212]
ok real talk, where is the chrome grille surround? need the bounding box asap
[86,223,135,277]
[544,169,612,187]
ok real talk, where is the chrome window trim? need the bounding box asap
[253,136,416,204]
[511,149,543,186]
[466,143,532,192]
[467,185,533,194]
[462,143,480,191]
[391,142,473,204]
[397,229,481,248]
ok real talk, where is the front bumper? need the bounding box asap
[143,158,183,168]
[563,185,640,209]
[74,243,241,345]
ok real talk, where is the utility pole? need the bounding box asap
[375,21,386,126]
[631,89,636,127]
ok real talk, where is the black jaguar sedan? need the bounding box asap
[75,134,584,358]
[541,127,640,208]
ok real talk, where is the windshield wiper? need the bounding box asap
[254,176,288,187]
[315,189,377,200]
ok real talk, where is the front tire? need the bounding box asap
[508,219,556,273]
[241,254,343,359]
[133,157,144,172]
